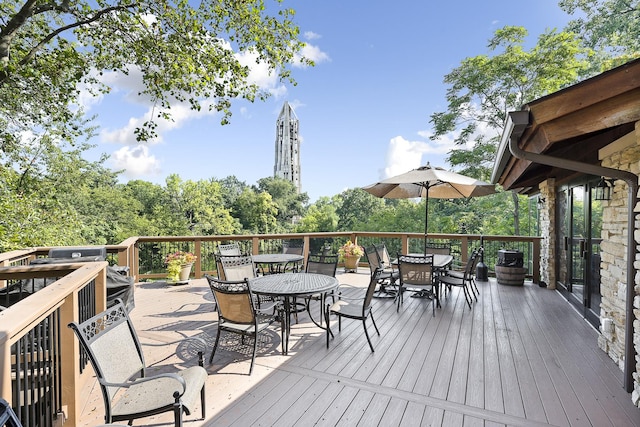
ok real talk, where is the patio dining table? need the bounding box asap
[250,272,339,354]
[252,253,304,275]
[392,253,454,304]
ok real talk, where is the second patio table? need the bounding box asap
[252,253,304,275]
[250,272,338,354]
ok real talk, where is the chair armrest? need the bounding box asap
[255,300,282,314]
[100,372,187,396]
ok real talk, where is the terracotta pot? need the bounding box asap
[344,255,360,272]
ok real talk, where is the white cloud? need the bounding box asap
[110,145,161,177]
[304,31,321,40]
[382,133,457,179]
[294,43,330,68]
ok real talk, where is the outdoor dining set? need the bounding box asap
[68,240,482,427]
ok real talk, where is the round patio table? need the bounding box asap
[252,253,304,274]
[250,272,338,354]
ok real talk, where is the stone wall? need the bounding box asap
[598,123,640,406]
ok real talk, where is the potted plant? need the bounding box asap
[165,251,197,283]
[338,240,364,272]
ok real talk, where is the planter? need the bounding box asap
[343,255,361,272]
[495,265,527,286]
[179,263,193,282]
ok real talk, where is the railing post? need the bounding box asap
[194,239,202,279]
[532,239,541,284]
[252,237,260,255]
[0,330,10,404]
[401,234,409,254]
[461,236,469,263]
[60,291,80,426]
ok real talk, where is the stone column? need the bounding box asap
[539,179,556,289]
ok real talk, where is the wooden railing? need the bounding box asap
[0,261,108,426]
[130,232,541,284]
[0,231,540,425]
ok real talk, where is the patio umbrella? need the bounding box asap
[362,164,496,253]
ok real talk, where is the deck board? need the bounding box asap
[76,270,640,427]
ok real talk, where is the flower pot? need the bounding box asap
[179,263,193,282]
[344,255,361,272]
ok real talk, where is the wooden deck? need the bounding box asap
[77,269,640,427]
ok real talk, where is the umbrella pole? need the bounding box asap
[424,188,429,254]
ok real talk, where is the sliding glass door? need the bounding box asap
[556,178,602,327]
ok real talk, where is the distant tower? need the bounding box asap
[274,101,301,193]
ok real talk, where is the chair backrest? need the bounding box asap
[282,240,304,255]
[219,255,256,281]
[305,253,338,277]
[206,276,256,325]
[365,245,382,270]
[425,243,451,255]
[464,249,480,278]
[374,243,393,268]
[68,300,145,402]
[0,398,23,427]
[363,268,384,312]
[218,243,241,256]
[397,254,434,286]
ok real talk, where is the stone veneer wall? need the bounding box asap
[538,179,556,289]
[598,123,640,406]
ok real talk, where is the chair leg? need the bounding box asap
[462,285,472,309]
[363,319,375,352]
[172,393,183,427]
[325,306,332,348]
[249,332,258,375]
[209,328,222,364]
[369,311,380,335]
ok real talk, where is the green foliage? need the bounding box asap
[294,197,338,233]
[1,0,309,148]
[560,0,640,70]
[431,26,589,179]
[256,177,308,227]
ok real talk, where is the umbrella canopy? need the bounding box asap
[362,164,496,252]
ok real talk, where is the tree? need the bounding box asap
[256,176,308,227]
[0,0,309,154]
[333,188,385,231]
[233,188,278,234]
[560,0,640,70]
[294,197,339,233]
[430,26,589,234]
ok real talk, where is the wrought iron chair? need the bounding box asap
[205,276,284,374]
[218,242,242,255]
[397,254,437,316]
[304,253,339,324]
[325,268,384,352]
[68,300,207,427]
[280,240,305,273]
[439,249,480,308]
[425,242,452,255]
[0,398,22,427]
[218,254,257,281]
[365,245,398,297]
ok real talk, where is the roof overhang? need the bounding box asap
[492,58,640,193]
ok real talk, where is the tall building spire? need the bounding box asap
[274,101,301,193]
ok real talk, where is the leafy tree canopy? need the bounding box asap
[430,26,589,179]
[560,0,640,69]
[0,0,309,159]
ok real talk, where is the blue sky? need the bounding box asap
[82,0,571,202]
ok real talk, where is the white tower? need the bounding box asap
[274,102,301,193]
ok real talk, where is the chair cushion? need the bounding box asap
[111,366,207,417]
[329,300,363,318]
